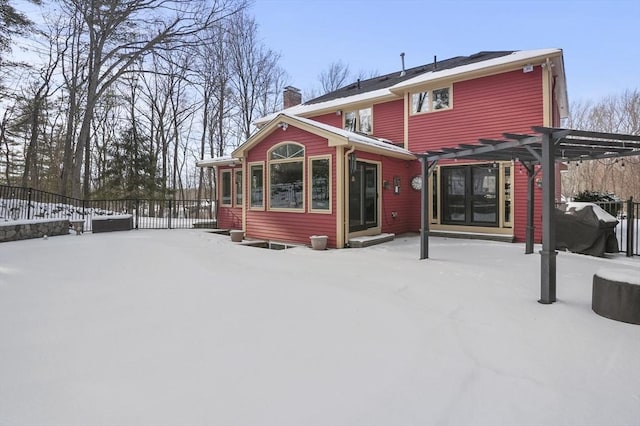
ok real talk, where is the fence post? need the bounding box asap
[135,199,140,229]
[627,197,634,257]
[168,199,172,229]
[27,188,33,219]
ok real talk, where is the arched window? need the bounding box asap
[268,143,305,210]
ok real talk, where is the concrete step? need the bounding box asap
[429,230,514,243]
[348,233,395,248]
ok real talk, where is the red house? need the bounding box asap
[198,49,568,249]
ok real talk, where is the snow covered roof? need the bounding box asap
[255,88,394,127]
[255,48,566,126]
[196,156,240,168]
[234,113,415,160]
[389,48,563,92]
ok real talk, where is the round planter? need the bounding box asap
[230,230,244,242]
[310,235,328,250]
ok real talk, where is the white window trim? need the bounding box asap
[234,169,243,207]
[267,142,306,212]
[220,169,232,207]
[410,85,453,115]
[248,161,265,211]
[308,155,332,214]
[344,106,373,134]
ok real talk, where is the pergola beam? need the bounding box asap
[413,126,640,304]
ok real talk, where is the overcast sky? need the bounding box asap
[252,0,639,103]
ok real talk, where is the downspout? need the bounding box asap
[212,166,219,227]
[241,158,247,233]
[343,145,356,247]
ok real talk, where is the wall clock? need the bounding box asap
[411,175,422,191]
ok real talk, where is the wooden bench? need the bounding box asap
[69,219,85,236]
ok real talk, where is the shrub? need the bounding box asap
[573,190,622,217]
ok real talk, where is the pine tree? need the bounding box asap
[95,125,161,199]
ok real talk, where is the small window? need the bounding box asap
[431,169,438,223]
[411,87,451,114]
[503,165,512,227]
[309,157,331,212]
[344,107,372,134]
[250,163,264,209]
[234,170,243,206]
[220,170,232,206]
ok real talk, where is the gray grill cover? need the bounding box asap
[556,205,619,257]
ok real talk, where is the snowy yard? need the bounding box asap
[1,230,639,426]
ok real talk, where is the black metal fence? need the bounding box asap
[0,185,215,231]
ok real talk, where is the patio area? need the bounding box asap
[0,230,638,425]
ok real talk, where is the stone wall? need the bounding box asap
[0,219,70,242]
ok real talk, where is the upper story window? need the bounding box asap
[411,86,451,114]
[344,107,372,134]
[269,143,305,210]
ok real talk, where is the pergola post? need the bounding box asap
[420,157,429,259]
[526,169,535,254]
[521,162,537,254]
[539,133,557,304]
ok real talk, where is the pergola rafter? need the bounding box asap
[414,126,640,304]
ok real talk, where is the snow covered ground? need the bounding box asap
[1,230,639,426]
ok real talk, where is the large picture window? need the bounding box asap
[309,156,331,212]
[269,143,304,210]
[249,163,264,209]
[234,170,243,206]
[220,170,232,206]
[344,107,372,134]
[411,86,451,114]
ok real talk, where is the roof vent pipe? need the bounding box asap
[399,52,406,76]
[433,55,437,71]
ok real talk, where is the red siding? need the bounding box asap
[217,206,242,230]
[513,164,543,243]
[245,126,338,247]
[373,99,404,143]
[408,68,544,242]
[216,165,243,230]
[354,151,420,235]
[308,111,342,127]
[408,68,544,152]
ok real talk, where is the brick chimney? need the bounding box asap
[283,86,302,109]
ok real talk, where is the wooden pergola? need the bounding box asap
[416,126,640,304]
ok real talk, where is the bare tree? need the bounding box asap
[563,90,640,201]
[228,10,283,141]
[0,0,41,56]
[318,60,350,94]
[20,25,62,188]
[57,0,244,198]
